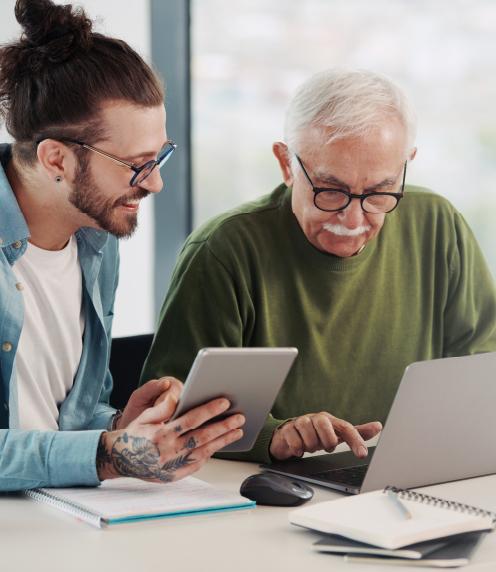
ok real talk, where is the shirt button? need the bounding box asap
[3,403,8,412]
[13,240,22,249]
[15,282,24,291]
[2,342,13,352]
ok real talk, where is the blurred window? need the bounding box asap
[192,0,496,276]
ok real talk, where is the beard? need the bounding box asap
[69,155,149,239]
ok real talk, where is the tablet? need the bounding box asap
[171,347,298,452]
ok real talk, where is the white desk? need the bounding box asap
[3,458,496,572]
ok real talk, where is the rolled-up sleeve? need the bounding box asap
[0,428,103,491]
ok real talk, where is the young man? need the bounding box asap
[142,68,496,463]
[0,0,244,491]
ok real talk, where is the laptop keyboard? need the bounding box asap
[313,464,368,486]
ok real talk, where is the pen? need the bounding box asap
[386,488,412,520]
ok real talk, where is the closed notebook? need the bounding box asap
[313,533,456,559]
[24,476,255,528]
[344,531,488,568]
[289,487,495,549]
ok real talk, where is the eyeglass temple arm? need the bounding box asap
[78,143,139,171]
[293,153,314,186]
[400,160,408,194]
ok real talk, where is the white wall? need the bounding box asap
[0,0,155,337]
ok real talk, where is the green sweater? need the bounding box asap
[141,185,496,462]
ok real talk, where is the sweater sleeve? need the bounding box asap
[140,240,287,462]
[216,414,286,463]
[141,241,246,383]
[443,212,496,357]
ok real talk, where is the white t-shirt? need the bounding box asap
[11,236,85,430]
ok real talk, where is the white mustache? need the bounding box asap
[322,223,371,237]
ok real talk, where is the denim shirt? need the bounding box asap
[0,144,119,491]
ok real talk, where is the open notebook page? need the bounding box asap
[26,476,255,527]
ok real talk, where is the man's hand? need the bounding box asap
[116,377,183,429]
[97,396,245,483]
[269,412,382,461]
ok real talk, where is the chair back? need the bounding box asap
[109,333,154,410]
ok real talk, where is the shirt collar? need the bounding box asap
[0,144,30,248]
[76,227,109,254]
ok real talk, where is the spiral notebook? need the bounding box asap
[290,486,496,549]
[24,476,255,528]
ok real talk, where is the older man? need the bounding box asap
[141,69,496,463]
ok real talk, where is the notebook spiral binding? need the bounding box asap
[24,488,103,528]
[384,486,496,525]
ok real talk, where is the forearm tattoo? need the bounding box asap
[99,432,194,482]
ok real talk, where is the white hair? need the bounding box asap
[284,68,417,158]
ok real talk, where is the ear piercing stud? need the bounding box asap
[55,176,63,183]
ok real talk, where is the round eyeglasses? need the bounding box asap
[294,154,407,214]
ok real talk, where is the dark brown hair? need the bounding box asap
[0,0,164,164]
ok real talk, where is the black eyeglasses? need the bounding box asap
[294,154,407,214]
[38,138,177,187]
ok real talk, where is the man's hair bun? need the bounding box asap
[15,0,93,68]
[1,0,164,164]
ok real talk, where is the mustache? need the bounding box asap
[322,223,371,237]
[115,188,150,207]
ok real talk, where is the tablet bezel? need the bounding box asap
[171,347,298,452]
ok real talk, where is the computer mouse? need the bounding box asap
[239,472,314,506]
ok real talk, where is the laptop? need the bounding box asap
[262,352,496,494]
